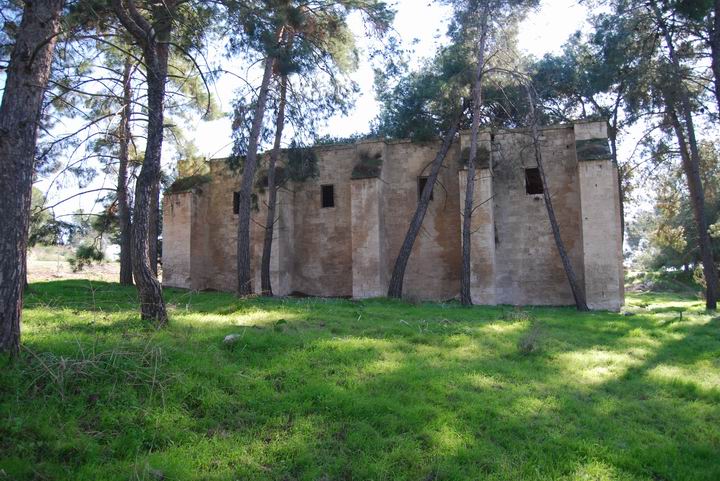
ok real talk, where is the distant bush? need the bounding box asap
[627,270,703,294]
[68,244,104,272]
[693,266,707,297]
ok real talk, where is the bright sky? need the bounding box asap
[193,0,590,159]
[34,0,591,218]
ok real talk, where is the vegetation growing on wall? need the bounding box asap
[165,175,213,195]
[285,145,320,182]
[351,151,383,179]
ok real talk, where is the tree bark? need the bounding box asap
[388,116,461,298]
[237,53,277,296]
[667,107,719,309]
[118,57,134,286]
[608,122,625,242]
[0,0,65,356]
[113,0,170,324]
[527,90,589,311]
[652,1,719,309]
[148,181,159,277]
[261,74,288,297]
[711,0,720,114]
[460,5,490,306]
[132,49,168,323]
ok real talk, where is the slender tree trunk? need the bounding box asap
[148,182,159,276]
[652,1,719,309]
[118,58,134,286]
[261,74,288,297]
[388,116,462,298]
[131,45,169,324]
[676,94,719,312]
[0,0,65,356]
[527,90,589,311]
[608,124,625,242]
[112,0,172,324]
[237,53,277,296]
[711,0,720,113]
[461,6,490,306]
[668,107,719,309]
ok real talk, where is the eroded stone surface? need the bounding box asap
[162,121,624,310]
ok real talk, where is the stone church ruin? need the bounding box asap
[162,120,624,310]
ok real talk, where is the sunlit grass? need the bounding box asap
[558,348,647,385]
[1,281,719,480]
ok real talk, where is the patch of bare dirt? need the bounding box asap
[28,258,120,283]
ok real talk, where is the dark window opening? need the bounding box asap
[321,184,335,208]
[418,176,434,202]
[525,168,544,195]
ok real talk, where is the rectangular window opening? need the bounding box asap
[418,176,434,202]
[525,168,544,195]
[233,192,240,214]
[321,184,335,208]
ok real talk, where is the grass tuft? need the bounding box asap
[19,340,170,403]
[517,320,544,355]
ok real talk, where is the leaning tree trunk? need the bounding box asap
[674,90,720,311]
[460,6,490,306]
[668,107,719,309]
[237,53,277,296]
[0,0,65,356]
[260,74,288,297]
[118,57,134,286]
[527,90,589,311]
[388,116,462,298]
[653,1,719,310]
[675,84,719,311]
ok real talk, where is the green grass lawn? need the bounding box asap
[1,281,719,481]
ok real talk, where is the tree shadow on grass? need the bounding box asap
[9,281,720,480]
[572,316,720,480]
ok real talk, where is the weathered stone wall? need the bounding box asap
[575,121,625,310]
[202,162,240,292]
[458,133,496,304]
[162,120,624,310]
[484,125,586,306]
[291,145,356,297]
[268,185,295,296]
[379,139,462,301]
[351,177,385,298]
[162,192,193,289]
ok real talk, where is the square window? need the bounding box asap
[525,168,544,195]
[418,176,434,202]
[321,185,335,208]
